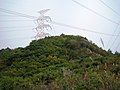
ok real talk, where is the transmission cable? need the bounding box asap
[109,25,120,50]
[98,0,120,17]
[107,22,120,49]
[115,42,120,52]
[72,0,119,25]
[0,26,34,29]
[50,21,120,36]
[97,0,120,50]
[1,8,120,36]
[0,20,33,22]
[0,8,37,19]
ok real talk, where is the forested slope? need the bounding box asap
[0,34,120,90]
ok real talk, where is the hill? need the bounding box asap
[0,34,120,90]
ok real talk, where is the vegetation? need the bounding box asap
[0,34,120,90]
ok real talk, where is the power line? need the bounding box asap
[0,7,120,52]
[107,22,120,49]
[0,20,119,36]
[115,42,120,52]
[98,0,120,17]
[72,0,119,25]
[0,36,34,41]
[0,20,33,22]
[109,25,120,50]
[51,21,120,36]
[1,8,120,37]
[72,0,120,51]
[0,8,37,19]
[0,20,33,21]
[0,29,34,32]
[97,0,120,50]
[0,20,119,37]
[0,26,34,29]
[0,15,30,17]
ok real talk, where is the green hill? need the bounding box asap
[0,34,120,90]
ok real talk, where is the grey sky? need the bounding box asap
[0,0,120,53]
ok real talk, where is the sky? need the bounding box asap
[0,0,120,53]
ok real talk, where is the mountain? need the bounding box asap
[0,34,120,90]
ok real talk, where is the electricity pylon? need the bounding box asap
[34,9,52,39]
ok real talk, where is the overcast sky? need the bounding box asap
[0,0,120,53]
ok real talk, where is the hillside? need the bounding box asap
[0,34,120,90]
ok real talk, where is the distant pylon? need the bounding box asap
[100,38,105,48]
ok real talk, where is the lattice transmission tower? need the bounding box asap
[34,9,52,39]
